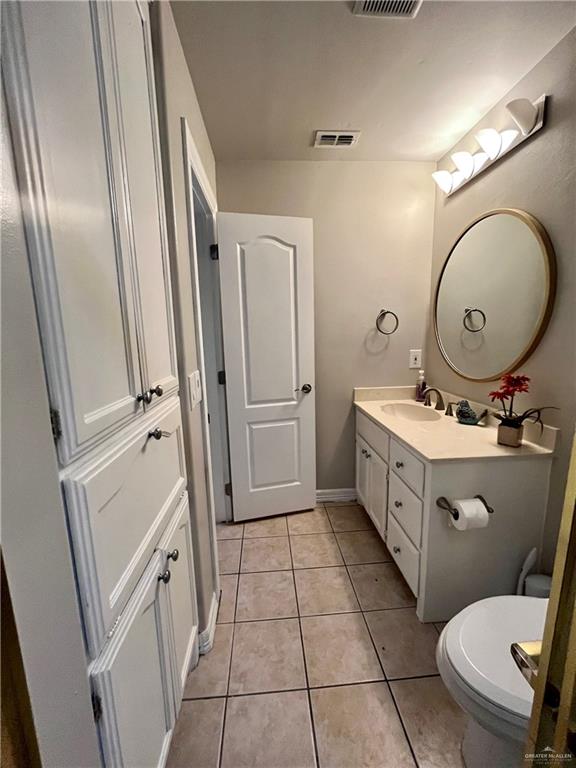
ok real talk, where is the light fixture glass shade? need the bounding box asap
[475,129,501,160]
[432,170,453,194]
[473,152,489,173]
[450,170,466,191]
[499,129,519,154]
[506,98,538,135]
[451,151,475,179]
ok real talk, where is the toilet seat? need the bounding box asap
[442,595,548,720]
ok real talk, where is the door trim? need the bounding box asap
[181,117,220,598]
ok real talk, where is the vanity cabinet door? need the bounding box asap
[90,551,174,768]
[356,436,370,508]
[158,496,199,706]
[368,451,388,535]
[106,0,178,404]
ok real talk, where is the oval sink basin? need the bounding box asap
[381,403,442,422]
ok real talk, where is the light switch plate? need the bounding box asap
[188,370,203,409]
[409,349,422,369]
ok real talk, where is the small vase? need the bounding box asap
[497,424,524,447]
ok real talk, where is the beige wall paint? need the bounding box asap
[217,161,436,489]
[426,29,576,571]
[151,3,219,632]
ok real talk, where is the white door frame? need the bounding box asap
[181,118,221,625]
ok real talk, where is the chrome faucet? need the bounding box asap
[423,387,445,411]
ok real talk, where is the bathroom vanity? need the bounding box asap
[354,389,555,622]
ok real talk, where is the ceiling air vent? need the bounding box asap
[352,0,423,19]
[313,131,361,149]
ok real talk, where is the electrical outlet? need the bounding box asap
[409,349,422,369]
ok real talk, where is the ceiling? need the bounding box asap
[172,1,576,162]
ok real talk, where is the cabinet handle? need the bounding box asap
[167,548,179,562]
[393,546,401,554]
[158,570,171,584]
[395,461,404,469]
[149,385,164,399]
[148,428,171,441]
[394,500,403,508]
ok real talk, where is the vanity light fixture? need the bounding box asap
[432,95,546,196]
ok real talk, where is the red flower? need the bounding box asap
[501,374,530,394]
[489,390,509,403]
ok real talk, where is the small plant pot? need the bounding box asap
[497,424,524,448]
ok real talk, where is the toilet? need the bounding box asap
[436,595,548,768]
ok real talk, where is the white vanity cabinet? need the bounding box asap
[355,402,553,623]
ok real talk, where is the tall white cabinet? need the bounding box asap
[5,2,198,765]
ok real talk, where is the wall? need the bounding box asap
[217,161,436,490]
[426,29,576,571]
[151,3,219,635]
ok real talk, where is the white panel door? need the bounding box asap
[9,1,143,464]
[90,551,174,768]
[106,0,178,404]
[158,495,199,705]
[218,213,315,520]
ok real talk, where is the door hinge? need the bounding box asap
[210,244,219,260]
[50,408,62,441]
[91,692,103,722]
[224,482,232,497]
[217,370,226,385]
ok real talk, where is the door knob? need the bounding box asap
[158,570,171,584]
[149,385,163,399]
[295,384,312,394]
[167,548,179,562]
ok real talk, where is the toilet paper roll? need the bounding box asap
[451,498,490,531]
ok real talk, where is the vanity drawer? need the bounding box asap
[356,410,390,462]
[64,397,186,657]
[388,514,420,597]
[388,472,423,549]
[390,439,425,497]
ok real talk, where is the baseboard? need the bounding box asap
[198,590,219,655]
[316,488,357,504]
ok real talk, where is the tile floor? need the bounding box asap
[167,504,467,768]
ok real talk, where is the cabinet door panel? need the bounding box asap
[10,1,142,464]
[356,437,370,508]
[91,552,174,768]
[107,0,177,400]
[65,399,186,657]
[158,496,199,704]
[369,451,388,535]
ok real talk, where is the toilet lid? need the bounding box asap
[444,595,548,718]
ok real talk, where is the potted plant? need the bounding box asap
[489,374,554,447]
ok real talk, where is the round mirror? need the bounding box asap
[434,209,556,381]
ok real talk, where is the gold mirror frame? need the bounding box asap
[433,208,557,383]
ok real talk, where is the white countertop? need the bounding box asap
[355,398,554,462]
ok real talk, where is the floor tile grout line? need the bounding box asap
[331,521,421,768]
[181,673,443,703]
[286,528,321,768]
[218,527,245,768]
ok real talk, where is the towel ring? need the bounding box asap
[463,307,487,333]
[376,309,399,335]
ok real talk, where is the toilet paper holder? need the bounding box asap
[436,495,494,521]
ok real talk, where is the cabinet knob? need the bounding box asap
[394,500,403,508]
[295,383,312,394]
[167,548,179,562]
[137,391,153,404]
[395,461,404,469]
[366,453,371,459]
[361,448,367,456]
[148,428,163,441]
[393,546,401,554]
[158,570,171,584]
[149,384,164,399]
